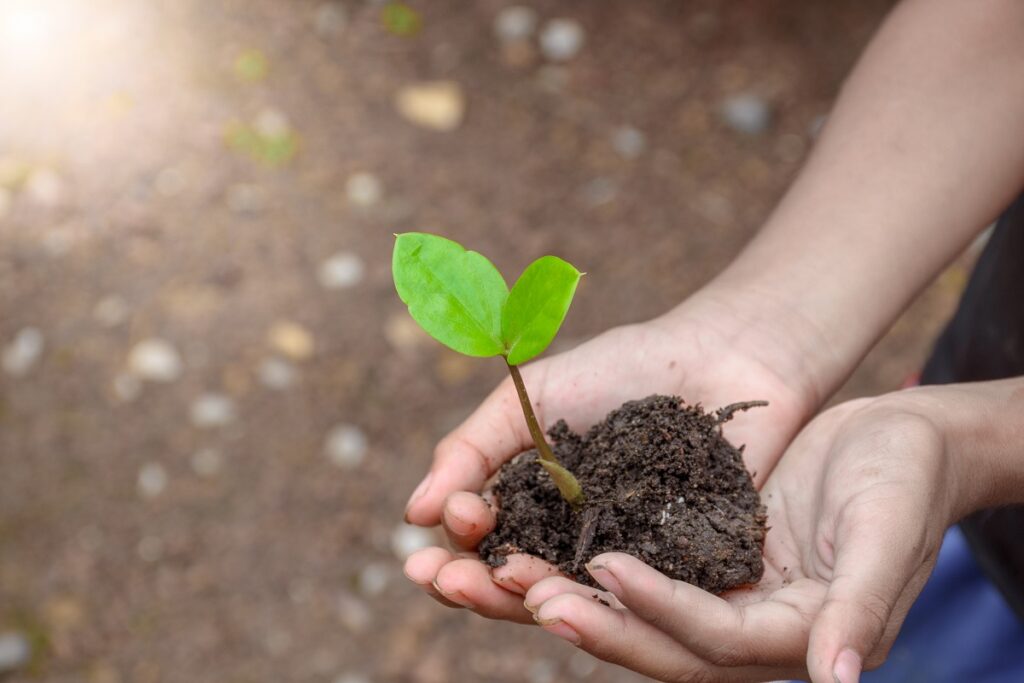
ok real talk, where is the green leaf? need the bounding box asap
[393,233,508,357]
[502,255,581,366]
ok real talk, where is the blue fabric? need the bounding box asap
[859,526,1024,682]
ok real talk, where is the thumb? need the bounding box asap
[807,506,921,683]
[404,372,536,526]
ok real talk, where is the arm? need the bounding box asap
[675,0,1024,407]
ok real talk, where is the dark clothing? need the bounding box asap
[920,193,1024,620]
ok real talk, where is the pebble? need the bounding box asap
[720,94,772,135]
[94,295,130,327]
[611,125,647,159]
[128,339,183,382]
[314,2,348,37]
[25,168,63,206]
[357,562,391,597]
[325,424,368,469]
[568,650,597,678]
[2,327,44,377]
[190,448,224,478]
[334,674,371,683]
[539,18,585,62]
[394,81,465,132]
[527,659,557,683]
[137,535,164,562]
[318,251,365,289]
[579,177,617,207]
[0,187,11,219]
[345,172,382,208]
[384,313,429,352]
[337,593,371,633]
[390,523,434,560]
[190,393,237,428]
[254,108,291,138]
[493,6,537,42]
[268,321,315,360]
[257,357,297,390]
[226,183,267,214]
[0,632,30,673]
[137,462,168,498]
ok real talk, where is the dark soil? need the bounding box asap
[479,395,767,594]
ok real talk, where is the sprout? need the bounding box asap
[392,232,585,509]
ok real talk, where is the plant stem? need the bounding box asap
[506,361,585,510]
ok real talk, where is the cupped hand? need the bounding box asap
[402,296,816,624]
[525,392,958,683]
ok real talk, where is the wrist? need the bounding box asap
[657,279,841,418]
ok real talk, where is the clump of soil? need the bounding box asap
[479,395,767,594]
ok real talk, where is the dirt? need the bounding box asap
[480,395,767,593]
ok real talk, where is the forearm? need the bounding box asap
[898,378,1024,519]
[671,0,1024,408]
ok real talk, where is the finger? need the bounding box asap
[442,492,496,550]
[806,508,922,683]
[534,592,731,683]
[406,376,534,526]
[524,576,622,612]
[491,553,562,596]
[586,553,810,667]
[403,547,468,609]
[435,558,535,623]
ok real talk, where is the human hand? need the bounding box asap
[402,292,820,624]
[524,391,968,682]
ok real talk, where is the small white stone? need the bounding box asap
[334,674,371,683]
[357,562,391,597]
[128,339,183,382]
[394,81,466,132]
[25,168,63,206]
[579,177,617,207]
[226,183,266,214]
[155,167,186,197]
[113,373,142,402]
[257,357,297,390]
[138,462,168,498]
[0,632,31,673]
[254,108,291,137]
[190,393,237,428]
[390,523,434,560]
[539,18,585,62]
[612,126,647,159]
[493,6,537,42]
[2,327,44,377]
[720,94,772,135]
[325,424,368,469]
[315,2,348,36]
[527,659,557,683]
[191,448,224,478]
[317,251,365,289]
[337,593,371,633]
[94,295,130,327]
[137,535,164,562]
[568,649,597,678]
[345,172,383,208]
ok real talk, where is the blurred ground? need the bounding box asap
[0,1,970,681]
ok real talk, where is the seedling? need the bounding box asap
[392,232,585,509]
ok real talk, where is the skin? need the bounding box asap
[404,0,1024,680]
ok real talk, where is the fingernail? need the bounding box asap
[444,507,477,536]
[405,473,433,518]
[492,574,527,595]
[833,648,861,683]
[586,562,622,594]
[432,580,474,608]
[523,598,538,614]
[534,616,581,645]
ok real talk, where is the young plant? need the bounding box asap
[392,232,585,509]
